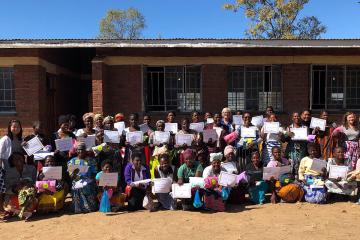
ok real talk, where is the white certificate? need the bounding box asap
[329,165,348,180]
[251,115,264,127]
[34,151,54,161]
[240,126,256,138]
[263,122,280,134]
[310,117,326,131]
[114,121,125,134]
[218,171,238,187]
[203,129,218,143]
[164,123,178,134]
[104,130,120,143]
[139,124,150,133]
[206,118,214,124]
[99,172,118,187]
[279,165,291,175]
[42,166,62,180]
[77,135,96,149]
[55,138,73,151]
[232,115,243,125]
[67,164,89,174]
[263,167,281,180]
[126,131,143,145]
[290,127,308,141]
[153,178,172,193]
[154,131,170,145]
[175,134,193,146]
[23,136,44,156]
[189,177,205,188]
[131,179,152,187]
[190,122,204,132]
[172,183,192,199]
[310,158,327,173]
[221,162,238,174]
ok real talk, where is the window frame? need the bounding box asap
[0,67,16,114]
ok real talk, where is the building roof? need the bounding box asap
[0,38,360,48]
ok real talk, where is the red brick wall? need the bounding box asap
[202,65,228,114]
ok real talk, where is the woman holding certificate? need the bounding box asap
[75,112,96,137]
[123,113,146,164]
[220,107,233,133]
[236,112,261,173]
[332,112,360,169]
[176,118,196,165]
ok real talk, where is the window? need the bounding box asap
[0,67,15,112]
[311,65,360,110]
[144,66,201,112]
[227,65,282,111]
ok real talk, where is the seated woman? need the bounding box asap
[325,146,357,199]
[37,155,68,213]
[202,153,225,178]
[96,160,126,212]
[124,151,150,211]
[222,145,239,174]
[3,152,37,220]
[153,154,177,210]
[298,143,327,204]
[267,146,303,204]
[177,149,198,210]
[68,143,98,213]
[245,151,268,205]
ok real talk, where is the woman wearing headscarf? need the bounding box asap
[75,112,96,137]
[94,114,104,132]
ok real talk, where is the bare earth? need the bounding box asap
[0,202,358,240]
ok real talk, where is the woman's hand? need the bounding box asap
[21,141,28,147]
[177,178,184,186]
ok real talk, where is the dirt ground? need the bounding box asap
[0,202,359,240]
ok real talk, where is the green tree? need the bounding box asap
[224,0,326,39]
[98,7,146,39]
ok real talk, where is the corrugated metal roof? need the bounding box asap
[0,38,360,48]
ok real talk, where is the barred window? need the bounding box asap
[0,67,15,112]
[227,65,282,111]
[144,66,201,112]
[311,65,360,110]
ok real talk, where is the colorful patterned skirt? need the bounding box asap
[71,179,98,213]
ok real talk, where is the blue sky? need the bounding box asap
[0,0,359,39]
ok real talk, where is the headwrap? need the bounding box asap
[82,112,94,122]
[103,116,114,124]
[152,145,168,157]
[210,152,223,162]
[58,115,69,126]
[156,120,165,126]
[114,113,124,122]
[94,113,103,122]
[224,145,235,157]
[182,148,194,160]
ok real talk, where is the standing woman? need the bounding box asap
[76,112,96,137]
[191,111,200,123]
[314,110,335,160]
[284,112,308,177]
[221,107,233,133]
[332,112,360,169]
[0,120,24,170]
[123,113,146,164]
[94,114,104,132]
[236,112,261,173]
[166,111,176,123]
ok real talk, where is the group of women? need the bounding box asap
[0,107,360,221]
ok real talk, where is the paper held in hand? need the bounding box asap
[42,166,62,180]
[114,121,125,134]
[104,130,120,144]
[240,126,256,138]
[34,151,54,161]
[290,127,308,141]
[206,118,214,124]
[130,179,152,187]
[175,134,193,146]
[126,131,143,145]
[329,165,348,180]
[263,122,280,134]
[139,124,150,133]
[67,165,89,174]
[23,136,44,156]
[77,135,96,149]
[152,178,172,193]
[218,171,238,187]
[221,162,238,173]
[263,166,291,180]
[232,115,243,126]
[172,183,192,198]
[310,117,326,131]
[55,138,73,152]
[202,129,218,143]
[310,158,327,173]
[99,172,118,187]
[190,122,204,133]
[251,115,264,127]
[164,123,178,134]
[154,131,170,145]
[189,177,205,188]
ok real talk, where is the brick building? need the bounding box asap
[0,39,359,136]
